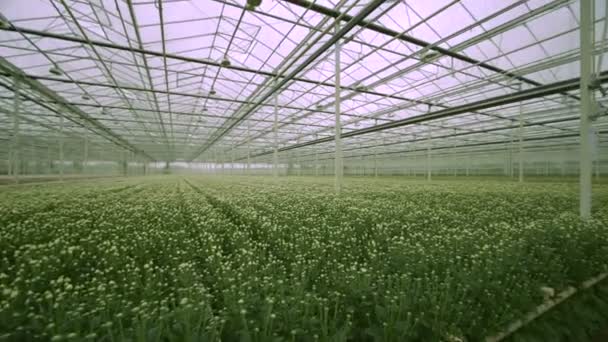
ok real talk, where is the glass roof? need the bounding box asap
[0,0,607,163]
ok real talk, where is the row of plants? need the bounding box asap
[185,177,608,341]
[0,177,607,341]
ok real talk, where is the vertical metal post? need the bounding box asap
[593,131,602,182]
[518,84,524,183]
[59,115,64,181]
[297,151,301,176]
[374,149,378,178]
[273,80,279,178]
[580,0,593,219]
[426,131,432,181]
[509,132,514,178]
[334,21,343,193]
[83,132,88,174]
[374,120,378,178]
[11,77,21,183]
[247,123,251,175]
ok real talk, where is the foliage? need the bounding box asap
[0,177,607,341]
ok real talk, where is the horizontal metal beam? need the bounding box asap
[283,0,557,88]
[233,114,579,162]
[187,0,388,160]
[0,25,431,106]
[0,76,154,160]
[0,72,380,121]
[245,71,608,158]
[263,130,607,163]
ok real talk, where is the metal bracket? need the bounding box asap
[590,73,607,96]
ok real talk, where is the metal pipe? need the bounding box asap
[11,76,20,183]
[0,27,421,106]
[283,0,555,88]
[83,131,88,174]
[0,58,153,160]
[247,123,251,175]
[273,80,279,178]
[59,115,64,181]
[579,0,593,219]
[189,0,388,160]
[334,20,343,194]
[246,72,608,158]
[426,130,432,181]
[270,130,607,165]
[509,131,514,178]
[58,0,167,153]
[518,83,524,183]
[374,148,378,178]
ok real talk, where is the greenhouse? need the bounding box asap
[1,0,608,340]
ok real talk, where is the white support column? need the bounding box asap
[246,123,251,175]
[296,138,301,177]
[426,130,432,182]
[509,132,514,178]
[273,80,279,178]
[374,120,378,178]
[83,132,88,174]
[59,115,64,181]
[579,0,593,219]
[334,21,343,193]
[11,77,21,183]
[374,149,378,178]
[593,134,602,182]
[518,83,524,183]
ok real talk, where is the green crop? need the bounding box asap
[1,176,607,341]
